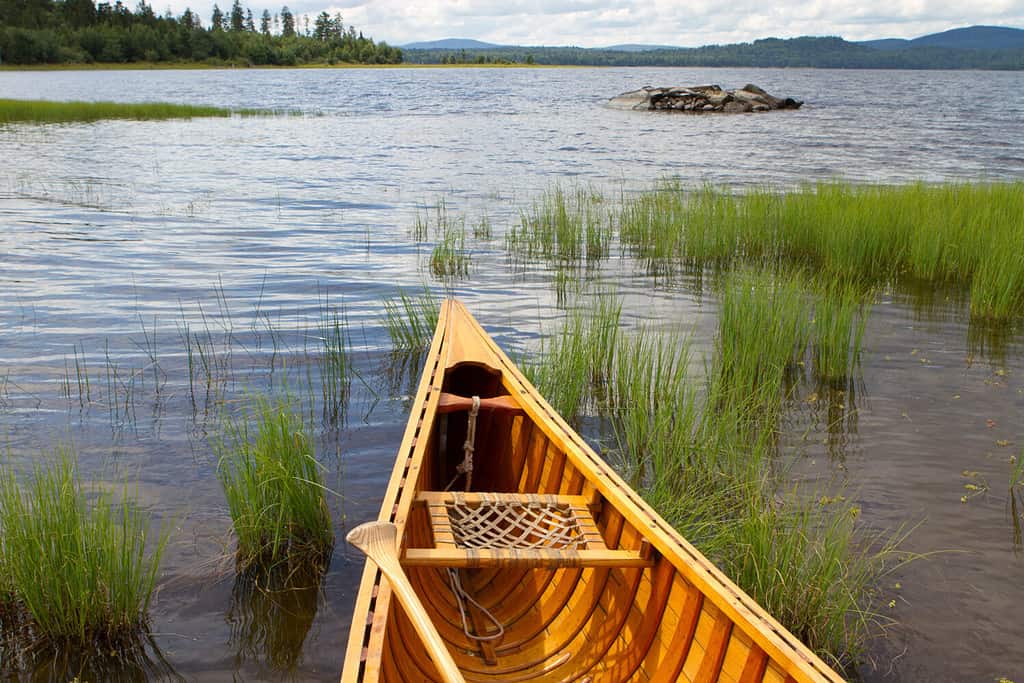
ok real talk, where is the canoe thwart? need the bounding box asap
[407,491,654,568]
[436,391,524,415]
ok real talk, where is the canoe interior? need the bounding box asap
[343,301,842,683]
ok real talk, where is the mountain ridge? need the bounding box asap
[407,25,1024,53]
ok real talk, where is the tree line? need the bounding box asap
[404,36,1024,70]
[0,0,402,65]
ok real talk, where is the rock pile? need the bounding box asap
[608,84,802,113]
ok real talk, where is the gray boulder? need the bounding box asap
[608,84,802,113]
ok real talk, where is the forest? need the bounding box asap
[404,36,1024,69]
[0,0,402,65]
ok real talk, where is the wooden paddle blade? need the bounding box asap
[345,521,466,683]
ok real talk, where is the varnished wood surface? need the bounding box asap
[341,300,846,683]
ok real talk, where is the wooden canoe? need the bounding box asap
[342,300,844,683]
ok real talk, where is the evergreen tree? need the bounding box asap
[279,5,294,37]
[181,7,195,29]
[259,9,270,35]
[228,0,243,31]
[210,3,223,30]
[244,8,254,32]
[312,11,330,40]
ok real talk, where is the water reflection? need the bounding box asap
[0,627,184,682]
[226,561,329,675]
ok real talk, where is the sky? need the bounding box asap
[162,0,1024,47]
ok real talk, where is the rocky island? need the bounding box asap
[608,84,802,113]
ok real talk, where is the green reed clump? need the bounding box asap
[0,98,273,123]
[383,288,440,353]
[217,397,333,570]
[722,497,907,670]
[813,282,871,385]
[0,449,167,647]
[523,294,621,421]
[969,245,1024,321]
[507,186,610,267]
[608,328,698,477]
[714,268,811,414]
[429,225,471,279]
[317,302,351,424]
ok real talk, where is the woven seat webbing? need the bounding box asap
[445,492,585,550]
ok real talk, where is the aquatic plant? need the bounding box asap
[713,268,812,415]
[722,497,910,670]
[317,299,351,425]
[618,180,1024,320]
[382,288,440,353]
[216,396,334,570]
[0,449,167,647]
[523,293,621,421]
[813,282,871,385]
[429,225,471,280]
[506,185,611,267]
[0,98,274,123]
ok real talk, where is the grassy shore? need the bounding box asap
[0,61,560,72]
[0,98,279,123]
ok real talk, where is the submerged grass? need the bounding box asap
[0,449,167,648]
[0,98,277,123]
[216,396,333,570]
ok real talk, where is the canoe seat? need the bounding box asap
[404,491,653,568]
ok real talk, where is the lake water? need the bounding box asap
[1,66,1023,681]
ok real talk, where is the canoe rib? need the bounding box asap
[342,300,845,683]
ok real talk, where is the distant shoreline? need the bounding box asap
[0,62,567,72]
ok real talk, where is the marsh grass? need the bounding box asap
[813,282,871,385]
[382,288,440,353]
[714,268,812,415]
[429,225,471,280]
[619,181,1024,320]
[0,449,168,648]
[216,397,334,571]
[722,497,909,670]
[519,299,910,669]
[506,186,611,268]
[523,294,621,422]
[0,98,275,123]
[316,297,352,425]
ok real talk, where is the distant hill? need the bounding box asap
[861,25,1024,50]
[603,43,683,52]
[858,38,911,50]
[402,38,504,50]
[403,27,1024,70]
[911,25,1024,49]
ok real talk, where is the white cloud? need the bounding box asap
[159,0,1024,47]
